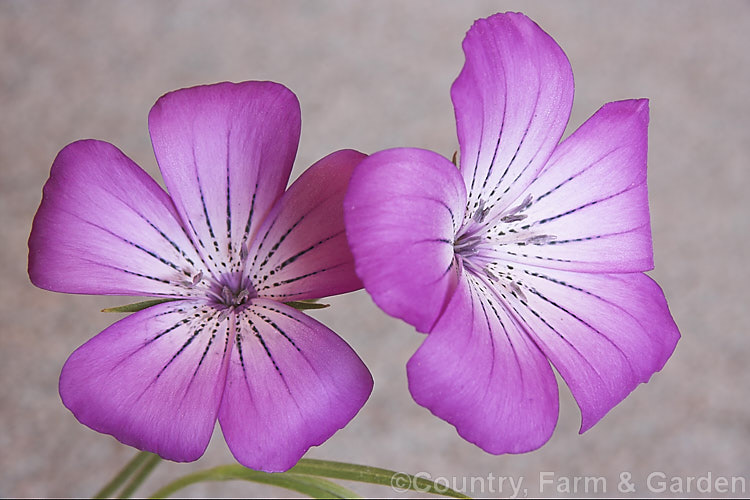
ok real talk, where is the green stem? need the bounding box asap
[149,460,469,499]
[148,466,360,499]
[93,451,152,499]
[119,453,162,498]
[290,459,470,498]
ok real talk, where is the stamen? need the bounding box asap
[454,234,484,256]
[505,194,533,216]
[472,200,492,223]
[501,214,527,223]
[236,289,249,303]
[191,270,203,286]
[526,234,557,245]
[485,266,501,282]
[509,281,527,301]
[221,285,233,304]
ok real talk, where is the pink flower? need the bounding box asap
[29,81,372,471]
[344,13,680,453]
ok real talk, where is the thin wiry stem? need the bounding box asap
[119,453,162,498]
[92,451,154,499]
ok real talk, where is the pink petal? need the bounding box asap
[504,263,680,432]
[59,300,232,462]
[148,81,301,276]
[344,148,467,332]
[218,300,372,472]
[490,100,654,273]
[407,268,559,454]
[28,140,203,296]
[248,149,366,301]
[452,12,574,219]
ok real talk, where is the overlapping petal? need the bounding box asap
[28,140,203,296]
[485,100,654,273]
[248,149,366,302]
[344,148,466,332]
[32,79,372,472]
[342,11,679,455]
[452,12,574,219]
[218,300,373,472]
[502,264,680,431]
[59,300,232,462]
[407,269,559,453]
[148,81,301,275]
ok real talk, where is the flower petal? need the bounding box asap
[503,263,680,432]
[452,12,574,219]
[28,140,204,296]
[148,81,301,275]
[248,149,366,301]
[218,300,372,472]
[407,268,559,454]
[489,100,654,273]
[344,148,467,332]
[59,300,232,462]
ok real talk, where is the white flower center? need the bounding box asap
[453,194,556,302]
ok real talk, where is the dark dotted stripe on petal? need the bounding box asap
[249,322,282,376]
[251,310,300,352]
[67,209,185,273]
[535,145,628,203]
[534,183,643,226]
[255,215,306,273]
[519,282,636,378]
[104,184,199,270]
[252,303,303,324]
[254,231,342,287]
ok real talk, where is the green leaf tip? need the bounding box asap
[285,300,331,310]
[101,298,178,313]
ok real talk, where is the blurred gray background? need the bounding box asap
[1,0,748,498]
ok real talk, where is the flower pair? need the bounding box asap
[28,12,679,472]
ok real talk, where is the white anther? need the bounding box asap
[505,194,533,216]
[509,281,527,302]
[191,270,203,286]
[485,266,501,282]
[473,200,492,223]
[526,234,557,245]
[501,214,527,223]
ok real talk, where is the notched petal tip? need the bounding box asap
[406,275,559,454]
[59,300,231,463]
[219,301,372,471]
[28,139,201,296]
[452,10,575,216]
[148,80,303,273]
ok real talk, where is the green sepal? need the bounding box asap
[285,300,330,310]
[101,298,178,313]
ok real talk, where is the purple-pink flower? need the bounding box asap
[344,12,680,453]
[28,81,372,472]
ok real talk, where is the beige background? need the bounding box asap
[1,1,748,498]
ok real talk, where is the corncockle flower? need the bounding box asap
[28,81,373,472]
[344,13,680,453]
